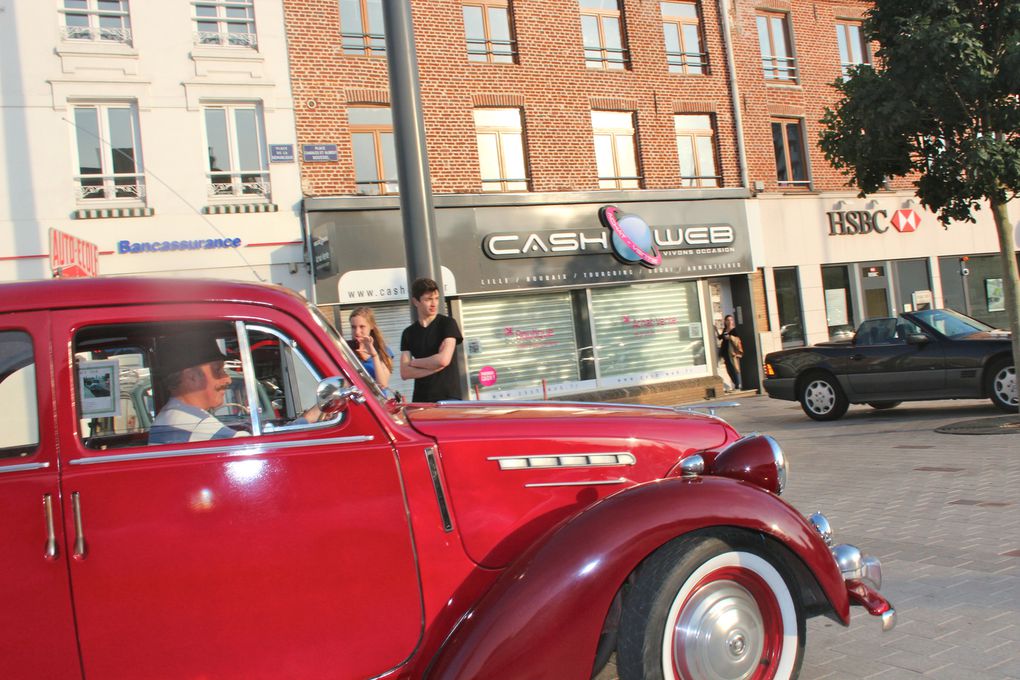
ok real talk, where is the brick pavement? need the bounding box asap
[597,395,1020,679]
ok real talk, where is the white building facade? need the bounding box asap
[0,0,310,291]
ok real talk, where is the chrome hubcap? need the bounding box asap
[804,381,835,414]
[674,581,765,680]
[994,367,1017,406]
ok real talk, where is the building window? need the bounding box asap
[474,109,529,192]
[203,104,269,198]
[73,103,144,202]
[835,20,870,77]
[580,0,628,70]
[674,114,718,187]
[590,282,706,381]
[822,265,855,340]
[350,107,397,195]
[661,2,706,74]
[60,0,132,44]
[771,118,809,188]
[194,1,257,48]
[340,0,385,56]
[773,268,805,347]
[592,111,640,190]
[757,11,796,81]
[463,0,516,63]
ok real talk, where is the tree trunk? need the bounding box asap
[989,196,1020,413]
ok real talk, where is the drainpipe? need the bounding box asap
[718,0,749,189]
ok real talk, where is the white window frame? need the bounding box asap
[59,0,132,44]
[349,106,398,195]
[474,108,529,192]
[835,20,870,78]
[661,1,706,74]
[71,102,145,204]
[202,103,270,200]
[757,11,797,82]
[193,0,257,48]
[340,0,386,56]
[674,114,719,188]
[580,0,628,70]
[592,111,640,190]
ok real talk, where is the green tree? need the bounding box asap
[820,0,1019,412]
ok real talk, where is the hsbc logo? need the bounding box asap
[826,207,921,236]
[890,209,921,232]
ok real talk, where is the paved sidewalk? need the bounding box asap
[601,395,1020,679]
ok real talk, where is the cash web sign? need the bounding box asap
[117,237,242,254]
[481,206,735,266]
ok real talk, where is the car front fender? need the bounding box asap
[427,476,847,680]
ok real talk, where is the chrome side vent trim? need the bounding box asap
[424,447,453,533]
[488,452,636,470]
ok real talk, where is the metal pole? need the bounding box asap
[380,0,444,320]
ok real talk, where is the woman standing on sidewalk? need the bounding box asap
[718,314,743,392]
[349,306,394,389]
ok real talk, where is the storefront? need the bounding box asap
[760,193,1020,353]
[306,190,758,400]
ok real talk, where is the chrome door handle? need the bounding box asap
[71,492,87,559]
[42,494,58,560]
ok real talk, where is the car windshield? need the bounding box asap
[911,308,995,338]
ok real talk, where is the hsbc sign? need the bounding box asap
[825,207,921,236]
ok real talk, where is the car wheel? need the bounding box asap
[617,532,805,680]
[866,401,901,410]
[987,359,1018,413]
[798,373,849,421]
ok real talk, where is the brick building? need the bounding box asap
[283,0,1015,401]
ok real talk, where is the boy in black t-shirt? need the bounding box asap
[400,277,463,402]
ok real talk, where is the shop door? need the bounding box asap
[0,314,83,680]
[52,307,423,680]
[861,263,890,319]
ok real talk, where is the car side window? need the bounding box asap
[244,324,324,433]
[74,321,331,449]
[894,317,923,343]
[0,332,39,458]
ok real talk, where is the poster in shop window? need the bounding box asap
[78,359,120,418]
[985,278,1005,312]
[824,289,849,326]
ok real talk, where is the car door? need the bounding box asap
[0,313,83,680]
[52,304,423,680]
[845,317,946,396]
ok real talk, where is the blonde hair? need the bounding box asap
[349,306,392,372]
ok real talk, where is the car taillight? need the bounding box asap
[763,362,776,377]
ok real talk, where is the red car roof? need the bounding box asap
[0,277,310,314]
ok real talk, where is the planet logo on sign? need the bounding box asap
[599,205,662,268]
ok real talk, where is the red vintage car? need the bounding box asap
[0,278,893,680]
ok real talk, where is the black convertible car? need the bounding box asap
[763,308,1017,420]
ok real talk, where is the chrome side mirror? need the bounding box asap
[316,377,365,414]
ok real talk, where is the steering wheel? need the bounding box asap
[215,402,250,417]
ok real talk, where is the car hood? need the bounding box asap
[959,330,1012,341]
[404,401,738,568]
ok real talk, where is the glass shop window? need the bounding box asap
[773,267,805,347]
[821,265,855,341]
[589,281,706,381]
[460,292,580,394]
